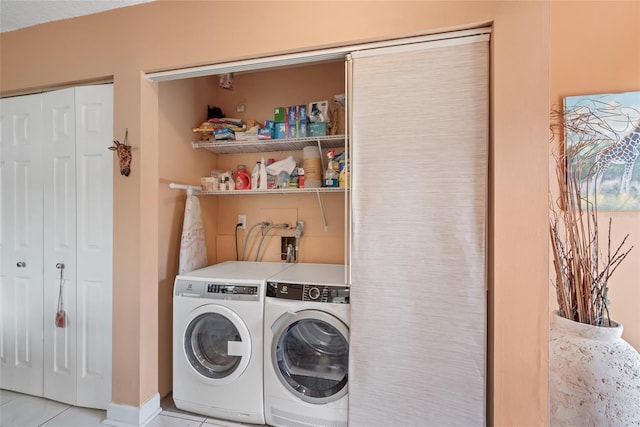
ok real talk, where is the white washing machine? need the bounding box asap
[173,261,291,424]
[263,263,350,427]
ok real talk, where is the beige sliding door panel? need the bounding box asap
[0,93,45,396]
[349,33,489,426]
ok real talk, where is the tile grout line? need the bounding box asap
[38,404,72,426]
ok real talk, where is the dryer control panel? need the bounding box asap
[266,282,349,304]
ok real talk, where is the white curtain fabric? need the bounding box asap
[348,33,489,426]
[178,195,208,275]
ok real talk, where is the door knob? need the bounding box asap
[16,261,26,267]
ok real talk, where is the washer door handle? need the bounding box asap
[227,340,249,357]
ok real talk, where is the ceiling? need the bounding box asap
[0,0,153,33]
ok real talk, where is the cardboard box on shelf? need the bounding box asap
[286,106,296,125]
[264,120,275,130]
[274,122,286,139]
[258,128,272,139]
[274,107,286,123]
[308,121,326,137]
[298,104,307,122]
[299,120,308,138]
[287,123,297,138]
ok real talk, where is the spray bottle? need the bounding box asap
[324,149,339,187]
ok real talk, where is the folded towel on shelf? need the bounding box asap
[266,155,297,176]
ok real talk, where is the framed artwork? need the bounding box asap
[564,90,640,211]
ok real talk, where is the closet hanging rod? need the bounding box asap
[169,182,200,196]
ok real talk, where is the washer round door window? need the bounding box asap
[184,305,251,384]
[272,310,349,404]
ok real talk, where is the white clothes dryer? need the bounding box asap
[173,261,291,424]
[263,263,349,427]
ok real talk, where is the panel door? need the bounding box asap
[0,94,45,396]
[74,84,113,409]
[42,87,78,405]
[349,33,489,426]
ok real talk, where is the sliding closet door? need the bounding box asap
[0,94,45,396]
[349,32,489,426]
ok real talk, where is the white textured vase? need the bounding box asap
[550,311,640,427]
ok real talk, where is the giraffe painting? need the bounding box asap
[593,119,640,194]
[565,90,640,210]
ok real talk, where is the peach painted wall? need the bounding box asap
[0,1,550,424]
[157,77,221,395]
[550,1,640,351]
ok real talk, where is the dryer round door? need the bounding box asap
[271,309,349,404]
[183,304,251,385]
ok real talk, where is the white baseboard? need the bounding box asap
[103,392,161,427]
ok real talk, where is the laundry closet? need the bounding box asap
[157,27,489,426]
[0,85,113,410]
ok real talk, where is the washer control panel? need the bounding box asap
[266,282,349,304]
[175,279,259,301]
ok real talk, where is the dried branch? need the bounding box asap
[549,103,636,326]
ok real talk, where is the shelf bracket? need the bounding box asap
[316,191,329,232]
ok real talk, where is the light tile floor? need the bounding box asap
[0,389,263,427]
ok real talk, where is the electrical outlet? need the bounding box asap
[238,215,246,229]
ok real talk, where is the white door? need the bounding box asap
[2,85,113,410]
[73,84,113,409]
[42,87,78,405]
[41,85,113,409]
[0,93,45,396]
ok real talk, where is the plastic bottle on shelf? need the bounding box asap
[276,171,289,189]
[236,164,251,190]
[259,157,267,190]
[302,146,321,188]
[338,158,350,188]
[324,149,339,187]
[289,168,299,188]
[251,161,260,190]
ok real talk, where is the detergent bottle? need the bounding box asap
[235,165,251,190]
